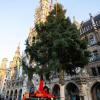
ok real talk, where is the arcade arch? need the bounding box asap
[52,84,60,97]
[65,82,80,100]
[9,90,13,100]
[91,82,100,100]
[6,90,9,99]
[18,89,22,100]
[14,89,17,100]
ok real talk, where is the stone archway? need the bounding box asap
[65,82,80,100]
[91,82,100,100]
[6,90,9,99]
[52,84,60,98]
[10,90,13,100]
[18,89,22,100]
[14,89,17,100]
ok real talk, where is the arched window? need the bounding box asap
[91,82,100,100]
[10,90,13,100]
[6,91,9,99]
[65,83,80,100]
[52,84,60,97]
[88,35,96,46]
[14,89,17,100]
[18,89,22,100]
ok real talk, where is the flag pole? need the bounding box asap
[56,0,58,16]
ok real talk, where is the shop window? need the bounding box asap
[93,50,100,61]
[88,35,96,46]
[97,67,100,75]
[93,50,98,57]
[90,50,100,62]
[91,67,97,76]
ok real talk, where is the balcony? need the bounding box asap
[89,56,100,62]
[94,56,100,61]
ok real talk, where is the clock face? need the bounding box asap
[32,74,40,89]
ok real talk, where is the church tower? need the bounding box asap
[0,58,8,78]
[28,0,51,46]
[13,44,21,65]
[0,58,8,94]
[35,0,49,24]
[10,44,21,79]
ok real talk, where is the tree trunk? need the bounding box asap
[59,69,64,85]
[59,68,65,100]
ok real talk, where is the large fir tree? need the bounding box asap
[24,3,89,85]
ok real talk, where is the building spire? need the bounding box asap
[35,0,49,24]
[89,13,97,30]
[10,43,21,79]
[15,43,20,58]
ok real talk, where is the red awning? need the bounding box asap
[34,90,56,98]
[31,79,56,98]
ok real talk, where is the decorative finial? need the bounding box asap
[14,42,21,58]
[17,42,20,51]
[89,13,92,17]
[89,13,96,29]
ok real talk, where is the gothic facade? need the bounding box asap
[1,45,28,100]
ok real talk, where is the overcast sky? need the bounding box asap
[0,0,100,64]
